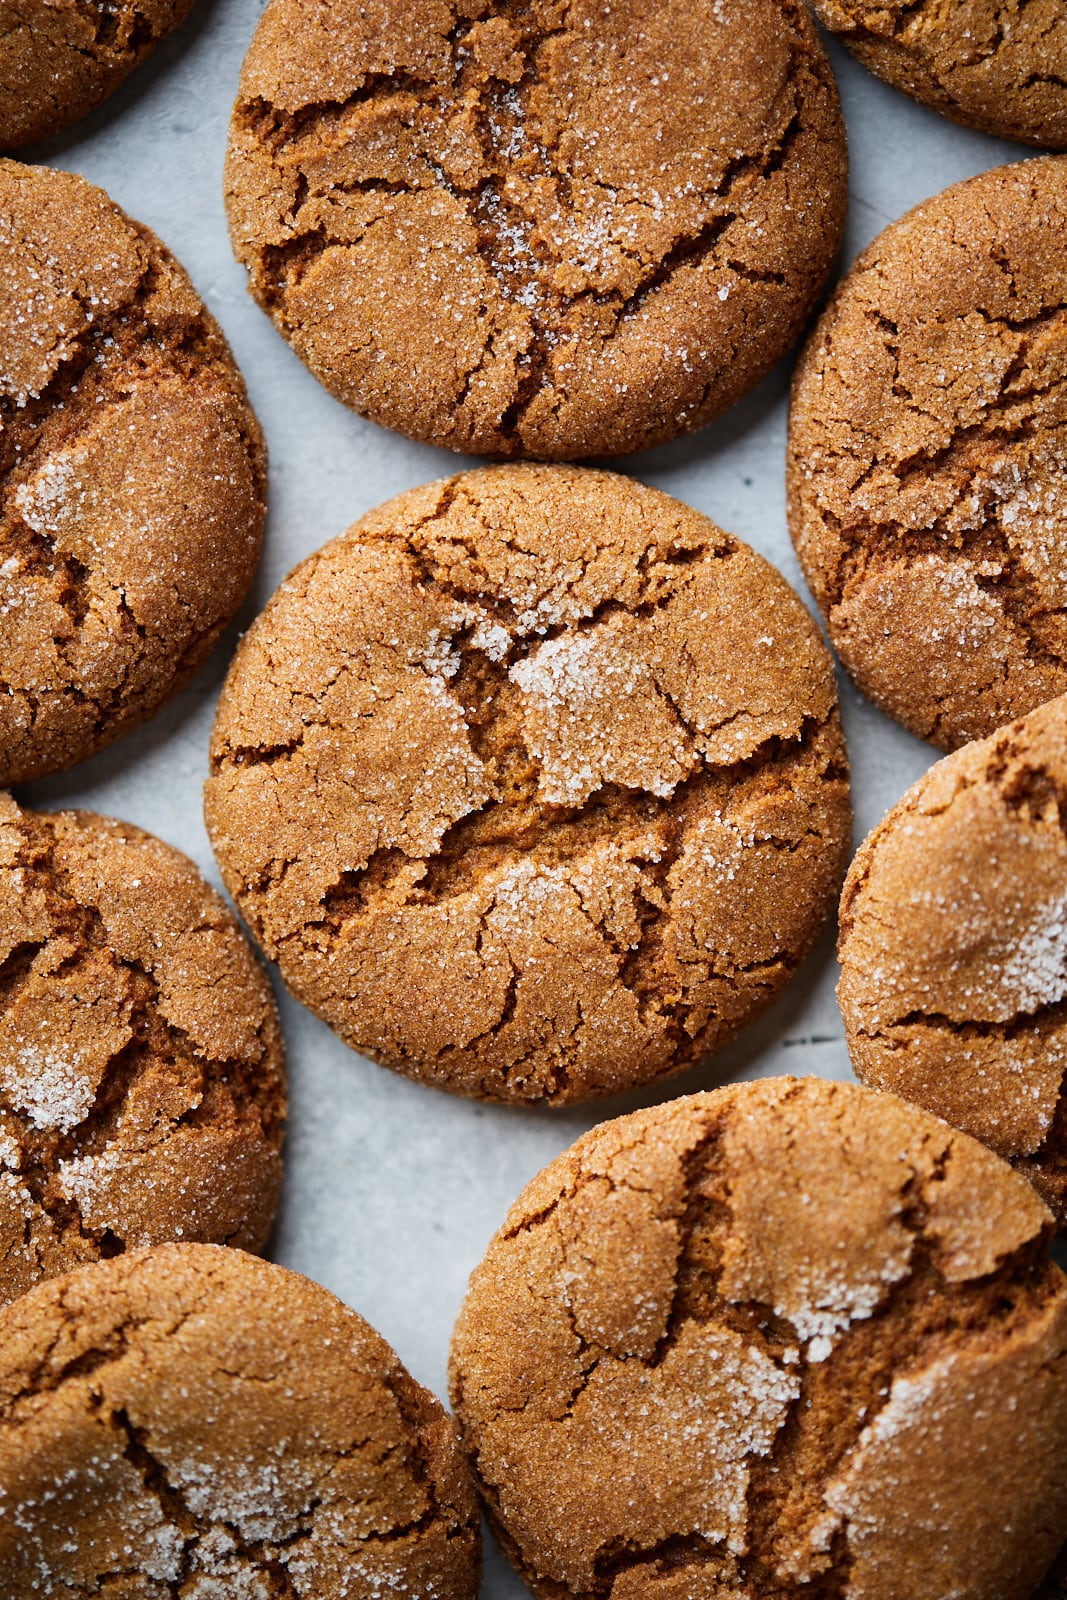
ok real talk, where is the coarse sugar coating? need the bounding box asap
[0,1243,482,1598]
[0,159,267,785]
[204,465,851,1105]
[224,0,847,460]
[789,158,1067,752]
[449,1076,1067,1600]
[0,794,286,1307]
[839,694,1067,1225]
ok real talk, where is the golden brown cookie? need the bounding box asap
[0,159,267,785]
[449,1076,1067,1600]
[0,794,286,1307]
[789,158,1067,752]
[810,0,1067,149]
[0,1243,482,1597]
[205,465,852,1105]
[224,0,847,460]
[0,0,197,151]
[839,694,1067,1224]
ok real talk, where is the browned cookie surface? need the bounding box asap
[789,158,1067,751]
[205,466,851,1105]
[225,0,846,459]
[450,1076,1067,1600]
[0,0,197,150]
[0,795,286,1306]
[839,695,1067,1224]
[0,1243,482,1597]
[0,160,266,785]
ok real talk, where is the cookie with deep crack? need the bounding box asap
[204,465,852,1105]
[0,1242,482,1597]
[0,794,286,1307]
[810,0,1067,149]
[0,159,267,785]
[224,0,847,460]
[789,158,1067,752]
[449,1076,1067,1600]
[838,694,1067,1225]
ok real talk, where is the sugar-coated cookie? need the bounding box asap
[450,1076,1067,1600]
[205,466,851,1104]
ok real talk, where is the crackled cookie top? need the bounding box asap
[450,1076,1067,1600]
[205,466,851,1105]
[839,695,1067,1224]
[0,160,266,785]
[811,0,1067,149]
[0,796,286,1306]
[0,1244,482,1598]
[225,0,846,460]
[790,159,1067,753]
[0,0,197,151]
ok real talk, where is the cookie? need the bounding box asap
[0,794,286,1307]
[789,158,1067,752]
[449,1076,1067,1600]
[810,0,1067,149]
[838,694,1067,1224]
[0,1243,482,1597]
[0,0,197,151]
[0,159,267,785]
[224,0,847,460]
[204,465,851,1105]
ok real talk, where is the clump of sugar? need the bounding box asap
[1,1043,95,1131]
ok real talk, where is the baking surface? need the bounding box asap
[15,4,1062,1592]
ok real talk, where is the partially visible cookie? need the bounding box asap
[225,0,847,459]
[0,159,267,785]
[205,465,851,1105]
[450,1076,1067,1600]
[0,0,197,151]
[0,1243,482,1598]
[0,794,286,1306]
[839,694,1067,1224]
[789,158,1067,751]
[811,0,1067,149]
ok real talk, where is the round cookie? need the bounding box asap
[0,794,286,1307]
[0,0,197,152]
[0,1243,482,1597]
[225,0,847,460]
[838,694,1067,1224]
[449,1076,1067,1600]
[0,159,267,785]
[789,158,1067,752]
[810,0,1067,149]
[205,465,852,1105]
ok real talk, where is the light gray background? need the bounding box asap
[17,7,1058,1593]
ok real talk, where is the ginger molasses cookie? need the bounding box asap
[0,160,267,785]
[839,695,1067,1225]
[0,1243,482,1598]
[225,0,847,460]
[810,0,1067,149]
[0,0,197,151]
[790,158,1067,752]
[0,795,285,1307]
[450,1076,1067,1600]
[205,466,851,1105]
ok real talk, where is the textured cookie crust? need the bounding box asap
[0,795,286,1307]
[0,159,267,785]
[205,466,851,1105]
[839,695,1067,1224]
[450,1076,1067,1600]
[225,0,847,460]
[0,1243,482,1598]
[810,0,1067,149]
[0,0,197,151]
[789,158,1067,752]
